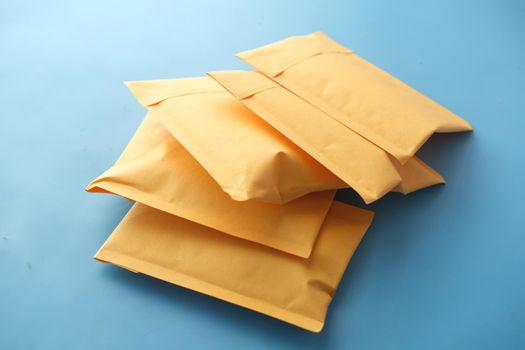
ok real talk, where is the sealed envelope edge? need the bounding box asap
[236,32,351,77]
[124,77,224,107]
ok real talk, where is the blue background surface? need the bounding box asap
[1,0,524,349]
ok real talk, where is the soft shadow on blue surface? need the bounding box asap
[99,267,332,347]
[1,0,524,349]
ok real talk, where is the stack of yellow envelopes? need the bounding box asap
[87,32,472,332]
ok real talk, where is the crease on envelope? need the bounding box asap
[209,70,445,204]
[86,113,336,258]
[94,201,374,332]
[124,77,346,205]
[236,32,472,164]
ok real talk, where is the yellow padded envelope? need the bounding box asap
[236,32,472,164]
[125,76,345,204]
[86,113,335,258]
[209,70,445,204]
[94,201,374,332]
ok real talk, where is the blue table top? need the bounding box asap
[1,1,524,349]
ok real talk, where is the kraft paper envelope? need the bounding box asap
[125,76,346,204]
[236,32,472,164]
[95,201,374,332]
[86,113,335,257]
[209,70,445,204]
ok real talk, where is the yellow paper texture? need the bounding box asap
[209,70,445,204]
[86,113,336,258]
[95,201,374,332]
[125,77,346,204]
[236,32,472,164]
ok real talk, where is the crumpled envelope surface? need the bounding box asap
[86,113,335,258]
[209,70,446,204]
[125,76,346,204]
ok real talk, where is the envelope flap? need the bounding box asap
[207,70,279,99]
[236,32,352,77]
[125,76,223,107]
